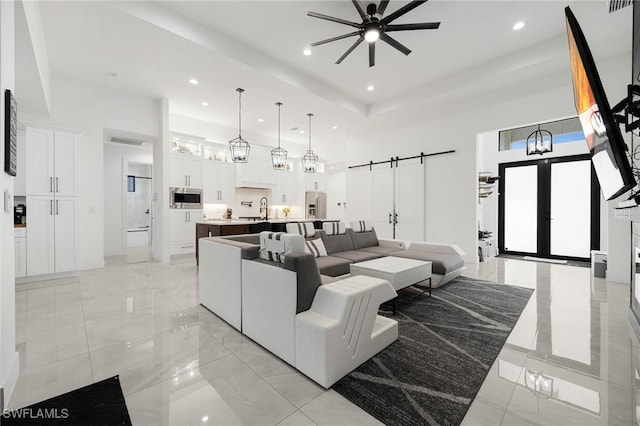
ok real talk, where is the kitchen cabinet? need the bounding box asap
[202,161,235,204]
[170,209,203,255]
[273,169,298,205]
[169,155,202,188]
[26,195,76,275]
[304,171,326,192]
[14,129,26,196]
[14,228,26,278]
[25,127,79,197]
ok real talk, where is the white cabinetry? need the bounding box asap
[170,210,203,255]
[202,161,235,204]
[14,128,26,196]
[24,126,79,276]
[26,196,76,275]
[169,156,202,188]
[14,228,26,278]
[305,171,326,192]
[274,169,298,205]
[26,127,78,196]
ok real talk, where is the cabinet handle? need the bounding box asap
[50,200,53,215]
[50,177,53,193]
[315,181,318,190]
[219,190,222,200]
[208,231,212,237]
[56,200,59,215]
[55,177,59,193]
[389,213,392,224]
[181,245,194,249]
[188,175,191,186]
[185,175,188,186]
[188,211,191,222]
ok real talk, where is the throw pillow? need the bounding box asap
[304,238,328,258]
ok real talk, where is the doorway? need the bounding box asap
[498,154,600,261]
[126,162,153,263]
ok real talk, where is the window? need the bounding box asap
[127,175,135,192]
[499,117,584,151]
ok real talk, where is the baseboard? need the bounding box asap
[16,271,77,284]
[1,351,20,411]
[77,259,105,270]
[103,249,124,257]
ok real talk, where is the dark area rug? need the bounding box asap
[333,276,534,426]
[2,376,132,425]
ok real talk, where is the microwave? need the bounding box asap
[170,187,203,209]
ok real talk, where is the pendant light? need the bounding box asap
[271,102,287,170]
[526,124,553,155]
[229,88,250,163]
[302,113,319,173]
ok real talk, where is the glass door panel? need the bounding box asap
[503,165,538,253]
[550,160,591,258]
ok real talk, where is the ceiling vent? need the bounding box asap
[608,0,632,13]
[109,136,146,146]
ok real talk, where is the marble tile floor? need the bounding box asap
[8,256,640,425]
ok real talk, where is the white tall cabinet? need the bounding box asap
[24,126,79,276]
[170,210,203,255]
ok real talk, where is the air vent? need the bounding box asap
[608,0,632,13]
[109,137,146,146]
[290,127,299,131]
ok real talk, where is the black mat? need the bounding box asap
[2,376,132,425]
[333,276,534,426]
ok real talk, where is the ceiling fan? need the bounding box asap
[307,0,440,67]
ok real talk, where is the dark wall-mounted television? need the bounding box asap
[565,6,635,201]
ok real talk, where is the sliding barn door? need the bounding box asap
[395,158,425,241]
[346,166,373,225]
[371,164,394,239]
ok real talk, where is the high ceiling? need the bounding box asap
[16,1,633,162]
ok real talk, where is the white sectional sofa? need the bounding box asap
[198,225,466,387]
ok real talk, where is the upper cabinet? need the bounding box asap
[169,133,205,188]
[202,161,235,204]
[25,127,79,197]
[14,128,26,196]
[304,169,326,192]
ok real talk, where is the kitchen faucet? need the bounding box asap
[259,197,268,220]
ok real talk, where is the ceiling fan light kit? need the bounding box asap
[308,0,440,67]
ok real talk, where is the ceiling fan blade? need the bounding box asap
[307,11,362,28]
[380,32,411,55]
[311,31,360,47]
[386,22,440,31]
[377,0,390,16]
[352,0,367,20]
[381,0,428,24]
[336,36,364,64]
[369,42,375,67]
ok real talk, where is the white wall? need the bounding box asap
[20,75,163,270]
[103,142,153,256]
[345,53,631,264]
[0,0,19,408]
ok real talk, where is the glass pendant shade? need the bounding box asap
[271,102,287,170]
[303,113,318,173]
[229,88,250,163]
[526,125,553,155]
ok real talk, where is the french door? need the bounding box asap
[498,154,600,261]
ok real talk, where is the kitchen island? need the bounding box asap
[195,218,338,263]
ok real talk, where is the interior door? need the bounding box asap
[371,164,394,239]
[395,159,425,241]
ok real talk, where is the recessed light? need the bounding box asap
[300,130,305,134]
[303,47,312,56]
[109,72,120,79]
[189,78,199,85]
[332,126,338,130]
[512,22,525,31]
[201,102,208,106]
[258,118,264,122]
[367,85,374,91]
[202,416,209,422]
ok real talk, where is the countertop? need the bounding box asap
[197,218,332,225]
